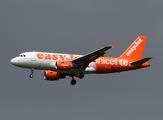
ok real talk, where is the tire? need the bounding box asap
[29,74,33,78]
[70,80,77,85]
[78,73,84,79]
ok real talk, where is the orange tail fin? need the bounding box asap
[120,36,147,60]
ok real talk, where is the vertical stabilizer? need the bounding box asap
[120,36,147,60]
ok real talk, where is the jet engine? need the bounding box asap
[44,70,66,81]
[50,61,73,70]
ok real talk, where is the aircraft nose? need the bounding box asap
[10,58,18,65]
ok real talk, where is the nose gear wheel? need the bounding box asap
[29,68,34,78]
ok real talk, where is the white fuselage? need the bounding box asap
[11,51,96,74]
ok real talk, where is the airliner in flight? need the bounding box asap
[11,36,152,85]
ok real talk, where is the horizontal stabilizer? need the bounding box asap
[130,57,152,66]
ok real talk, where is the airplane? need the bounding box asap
[11,36,152,85]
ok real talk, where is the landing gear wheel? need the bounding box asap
[29,68,34,78]
[70,79,77,85]
[78,73,84,79]
[29,74,33,78]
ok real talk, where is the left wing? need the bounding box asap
[72,45,114,69]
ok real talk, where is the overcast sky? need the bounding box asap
[1,0,163,120]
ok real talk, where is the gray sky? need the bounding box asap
[1,0,163,120]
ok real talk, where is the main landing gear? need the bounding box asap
[70,79,77,85]
[29,68,34,78]
[70,73,84,85]
[78,73,84,79]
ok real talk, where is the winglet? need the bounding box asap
[111,44,115,49]
[130,57,152,66]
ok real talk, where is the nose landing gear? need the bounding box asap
[29,68,34,78]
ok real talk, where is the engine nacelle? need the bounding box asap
[57,61,73,70]
[44,70,66,81]
[50,61,73,70]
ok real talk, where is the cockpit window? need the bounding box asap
[19,54,26,57]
